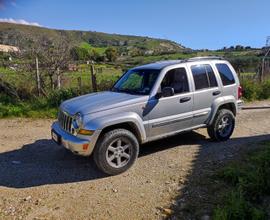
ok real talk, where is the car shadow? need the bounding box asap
[0,131,269,189]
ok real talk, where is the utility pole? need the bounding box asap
[35,57,41,96]
[261,36,270,82]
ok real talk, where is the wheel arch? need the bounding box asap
[208,96,237,125]
[85,112,146,145]
[98,122,143,144]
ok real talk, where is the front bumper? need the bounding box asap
[51,122,101,156]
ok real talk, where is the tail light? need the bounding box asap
[238,86,243,99]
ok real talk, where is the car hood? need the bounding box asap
[61,91,147,115]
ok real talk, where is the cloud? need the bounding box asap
[0,18,42,27]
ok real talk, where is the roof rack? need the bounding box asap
[184,56,225,62]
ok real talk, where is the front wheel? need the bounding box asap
[93,129,139,175]
[207,109,235,141]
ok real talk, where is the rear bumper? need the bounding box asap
[237,100,244,111]
[51,122,101,156]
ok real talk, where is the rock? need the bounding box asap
[168,164,174,168]
[162,208,173,215]
[34,199,41,205]
[24,196,32,201]
[112,188,118,193]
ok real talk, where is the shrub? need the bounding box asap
[260,80,270,100]
[241,79,270,101]
[241,79,262,101]
[46,88,79,108]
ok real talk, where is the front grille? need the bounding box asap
[58,110,73,133]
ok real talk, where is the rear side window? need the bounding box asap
[191,64,218,90]
[216,63,235,86]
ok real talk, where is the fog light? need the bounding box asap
[78,129,94,136]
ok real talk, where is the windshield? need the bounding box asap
[112,69,160,95]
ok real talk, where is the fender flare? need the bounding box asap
[207,96,237,125]
[84,112,147,142]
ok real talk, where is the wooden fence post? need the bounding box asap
[35,57,41,96]
[77,77,82,94]
[56,67,61,89]
[90,64,97,92]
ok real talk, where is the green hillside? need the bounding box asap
[0,22,185,55]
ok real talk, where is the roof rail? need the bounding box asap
[184,56,225,62]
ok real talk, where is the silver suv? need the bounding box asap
[51,57,243,175]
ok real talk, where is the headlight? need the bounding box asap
[73,113,83,129]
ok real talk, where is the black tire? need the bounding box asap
[207,109,235,141]
[93,129,139,175]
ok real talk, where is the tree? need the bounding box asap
[23,37,72,91]
[70,46,90,61]
[105,47,118,62]
[90,49,101,61]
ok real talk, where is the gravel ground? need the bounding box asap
[0,102,270,220]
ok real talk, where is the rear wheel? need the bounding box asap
[207,109,235,141]
[93,129,139,175]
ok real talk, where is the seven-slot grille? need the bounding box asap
[58,110,73,133]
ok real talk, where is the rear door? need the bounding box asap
[187,62,222,126]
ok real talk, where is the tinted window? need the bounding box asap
[191,65,209,90]
[191,64,218,90]
[161,68,189,94]
[205,65,218,87]
[216,63,235,86]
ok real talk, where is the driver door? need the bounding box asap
[147,67,194,138]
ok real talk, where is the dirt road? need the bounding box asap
[0,104,270,220]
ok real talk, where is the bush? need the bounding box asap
[241,79,270,101]
[241,79,262,101]
[46,88,79,108]
[260,80,270,100]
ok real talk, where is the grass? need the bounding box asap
[0,88,83,118]
[213,141,270,220]
[79,42,108,54]
[0,101,58,118]
[0,63,123,118]
[62,63,122,89]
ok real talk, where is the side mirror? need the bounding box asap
[160,87,175,98]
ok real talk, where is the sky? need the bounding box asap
[0,0,269,49]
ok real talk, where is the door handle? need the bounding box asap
[213,91,221,96]
[180,97,191,103]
